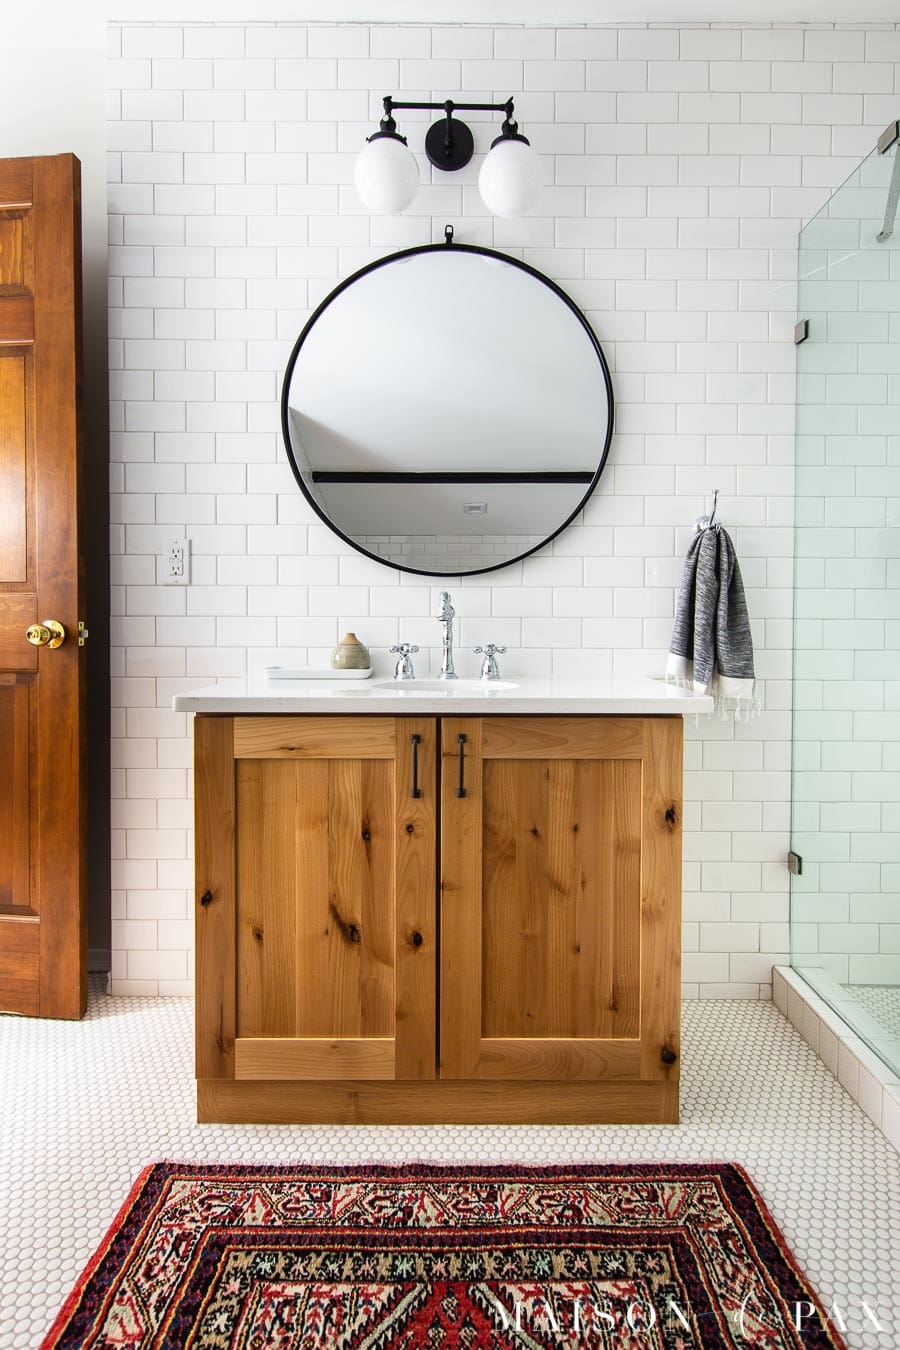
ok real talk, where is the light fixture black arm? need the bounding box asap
[383,95,515,117]
[371,95,524,171]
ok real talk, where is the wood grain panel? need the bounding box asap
[199,1077,679,1125]
[0,678,30,906]
[439,718,483,1079]
[294,757,393,1037]
[0,160,33,211]
[394,718,437,1079]
[0,914,38,1016]
[235,758,299,1038]
[0,595,37,671]
[475,1038,641,1081]
[639,717,682,1082]
[291,756,331,1033]
[481,757,545,1037]
[0,212,31,293]
[235,1037,395,1081]
[322,756,394,1037]
[601,759,643,1039]
[0,297,33,344]
[481,757,641,1041]
[233,715,395,759]
[236,751,397,1040]
[194,716,236,1078]
[0,356,27,579]
[481,716,644,760]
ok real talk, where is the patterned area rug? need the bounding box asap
[41,1162,845,1349]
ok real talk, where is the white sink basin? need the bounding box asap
[370,678,518,693]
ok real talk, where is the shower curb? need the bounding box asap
[773,966,900,1154]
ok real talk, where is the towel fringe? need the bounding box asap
[665,668,760,722]
[665,672,694,692]
[713,690,761,723]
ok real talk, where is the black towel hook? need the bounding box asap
[695,488,719,533]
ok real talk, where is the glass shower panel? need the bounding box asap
[792,130,900,1079]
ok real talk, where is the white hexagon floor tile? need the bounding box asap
[1,979,898,1349]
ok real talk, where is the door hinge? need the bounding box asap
[878,120,899,155]
[788,851,803,876]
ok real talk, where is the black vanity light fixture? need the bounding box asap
[354,95,542,218]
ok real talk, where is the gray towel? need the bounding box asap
[666,525,757,715]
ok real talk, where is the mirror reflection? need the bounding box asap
[281,242,614,576]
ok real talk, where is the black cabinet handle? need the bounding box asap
[456,733,467,798]
[410,734,423,798]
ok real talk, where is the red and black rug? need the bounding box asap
[41,1162,845,1348]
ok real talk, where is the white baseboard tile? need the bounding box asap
[772,965,900,1154]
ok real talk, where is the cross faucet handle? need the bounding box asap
[474,643,507,680]
[390,643,419,680]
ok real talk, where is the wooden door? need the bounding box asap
[440,716,682,1084]
[0,155,86,1019]
[195,715,437,1084]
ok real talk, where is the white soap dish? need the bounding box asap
[263,666,373,681]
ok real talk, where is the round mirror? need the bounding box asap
[281,240,614,577]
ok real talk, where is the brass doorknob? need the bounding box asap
[26,620,66,649]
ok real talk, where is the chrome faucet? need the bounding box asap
[436,591,457,680]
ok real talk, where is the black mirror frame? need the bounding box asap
[280,238,615,578]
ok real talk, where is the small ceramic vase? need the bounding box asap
[331,632,371,670]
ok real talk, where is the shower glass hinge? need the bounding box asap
[787,850,803,876]
[794,320,809,345]
[877,120,899,155]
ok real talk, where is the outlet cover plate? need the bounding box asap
[163,537,190,585]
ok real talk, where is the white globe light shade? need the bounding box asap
[478,138,542,218]
[354,136,419,214]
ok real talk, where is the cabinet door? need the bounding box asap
[440,716,681,1084]
[195,715,436,1083]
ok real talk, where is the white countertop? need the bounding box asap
[173,674,714,716]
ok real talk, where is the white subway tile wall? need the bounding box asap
[107,21,900,997]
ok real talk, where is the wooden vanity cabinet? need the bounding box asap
[195,713,682,1125]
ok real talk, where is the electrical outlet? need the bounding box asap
[164,537,190,585]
